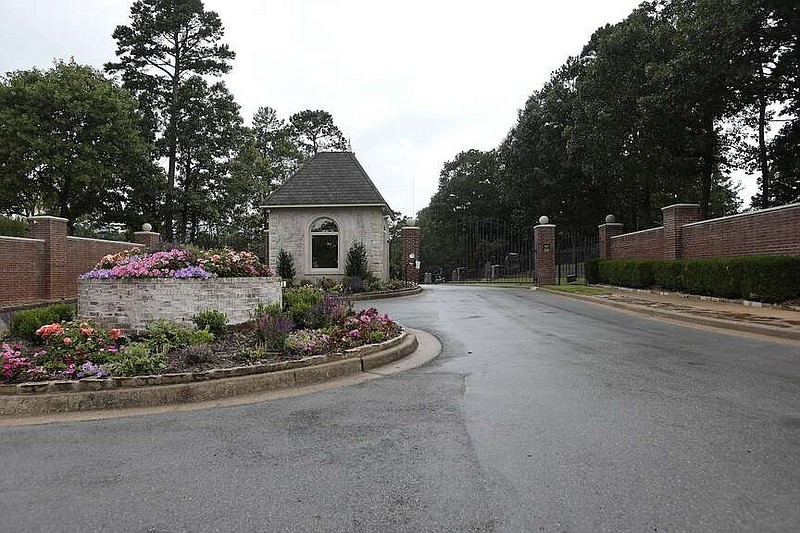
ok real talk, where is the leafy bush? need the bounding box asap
[284,285,324,328]
[276,248,296,282]
[585,258,601,285]
[256,312,295,351]
[343,276,365,294]
[597,259,655,288]
[304,294,352,329]
[192,309,228,335]
[591,256,800,303]
[345,241,371,280]
[33,320,122,374]
[332,307,401,349]
[651,260,685,292]
[144,319,214,354]
[10,303,74,342]
[106,342,165,376]
[1,342,35,383]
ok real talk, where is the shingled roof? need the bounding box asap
[260,151,391,211]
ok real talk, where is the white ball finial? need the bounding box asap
[142,223,152,232]
[406,217,417,226]
[538,216,549,225]
[605,214,616,224]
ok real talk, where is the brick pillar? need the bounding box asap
[402,224,421,283]
[133,223,161,249]
[598,217,624,259]
[28,216,68,300]
[534,219,556,285]
[662,204,701,259]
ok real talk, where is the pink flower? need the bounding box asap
[109,329,122,340]
[62,337,72,345]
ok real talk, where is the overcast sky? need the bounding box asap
[2,0,753,218]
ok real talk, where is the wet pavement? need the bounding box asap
[2,285,799,532]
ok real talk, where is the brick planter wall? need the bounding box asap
[78,278,282,334]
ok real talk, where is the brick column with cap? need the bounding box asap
[662,204,701,259]
[402,222,421,283]
[28,216,69,300]
[598,215,624,259]
[534,217,556,285]
[133,223,161,249]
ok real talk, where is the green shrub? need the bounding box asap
[651,260,686,292]
[680,258,741,298]
[256,312,295,351]
[253,302,282,319]
[192,309,228,335]
[144,319,214,354]
[276,248,296,282]
[106,342,165,376]
[345,240,371,280]
[736,256,800,303]
[284,285,324,328]
[597,259,655,288]
[585,258,601,284]
[10,303,75,341]
[592,256,800,303]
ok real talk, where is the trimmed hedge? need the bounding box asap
[589,256,800,303]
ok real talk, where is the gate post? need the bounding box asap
[402,218,421,283]
[133,223,161,249]
[598,215,624,259]
[534,216,556,285]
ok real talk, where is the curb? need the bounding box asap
[345,286,422,301]
[537,288,800,342]
[0,332,420,417]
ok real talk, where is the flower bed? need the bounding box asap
[1,290,404,392]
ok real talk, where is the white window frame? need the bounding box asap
[306,215,342,274]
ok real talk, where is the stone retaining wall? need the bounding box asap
[78,277,282,334]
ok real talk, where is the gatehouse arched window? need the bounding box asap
[310,217,339,269]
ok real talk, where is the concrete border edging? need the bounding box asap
[344,286,422,301]
[0,332,419,417]
[538,288,800,341]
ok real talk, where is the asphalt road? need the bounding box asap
[2,285,799,532]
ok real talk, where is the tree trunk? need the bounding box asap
[165,32,181,242]
[699,117,715,219]
[758,92,770,208]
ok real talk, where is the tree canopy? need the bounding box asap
[106,0,235,241]
[422,0,798,252]
[0,61,157,230]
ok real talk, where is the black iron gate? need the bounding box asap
[556,230,599,284]
[420,218,536,284]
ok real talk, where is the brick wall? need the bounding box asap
[66,237,140,296]
[78,278,282,334]
[0,216,156,308]
[681,203,800,258]
[603,202,800,261]
[609,227,664,259]
[0,237,46,305]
